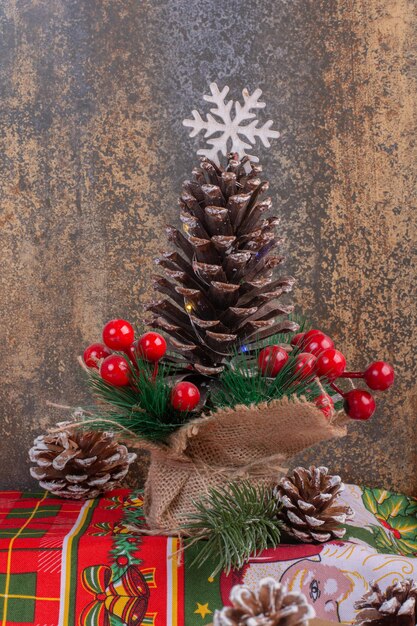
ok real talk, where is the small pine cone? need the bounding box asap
[214,577,315,626]
[275,466,352,543]
[354,580,417,626]
[29,423,137,499]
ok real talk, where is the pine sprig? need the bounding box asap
[86,357,195,442]
[181,481,282,577]
[212,345,321,410]
[209,315,317,410]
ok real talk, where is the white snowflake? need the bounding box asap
[183,83,280,164]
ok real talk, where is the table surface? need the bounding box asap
[0,484,416,625]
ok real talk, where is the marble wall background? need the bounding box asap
[1,0,416,492]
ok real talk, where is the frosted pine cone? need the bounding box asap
[214,577,315,626]
[354,579,417,625]
[29,423,137,499]
[275,466,352,543]
[149,154,297,376]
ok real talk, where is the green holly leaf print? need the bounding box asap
[395,536,417,557]
[377,494,409,520]
[392,516,417,539]
[370,489,392,505]
[362,487,417,557]
[362,487,379,515]
[369,524,397,554]
[405,498,417,517]
[362,488,411,523]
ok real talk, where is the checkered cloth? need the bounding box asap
[0,484,416,625]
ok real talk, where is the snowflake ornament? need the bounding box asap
[183,83,280,164]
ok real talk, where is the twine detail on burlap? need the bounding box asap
[131,396,348,532]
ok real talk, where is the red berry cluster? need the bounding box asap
[258,329,394,421]
[84,320,166,386]
[83,320,200,411]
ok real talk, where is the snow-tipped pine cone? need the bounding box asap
[354,579,417,625]
[149,153,298,376]
[274,466,352,543]
[29,423,137,499]
[213,577,315,626]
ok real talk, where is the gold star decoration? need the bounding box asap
[194,602,212,619]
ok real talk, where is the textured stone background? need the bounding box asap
[1,0,416,492]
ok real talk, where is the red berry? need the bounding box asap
[125,340,140,363]
[171,382,200,411]
[304,332,334,356]
[304,329,323,341]
[83,343,112,369]
[290,333,305,347]
[102,319,135,350]
[137,332,167,363]
[100,355,130,387]
[294,352,317,378]
[314,394,334,419]
[315,349,346,380]
[116,555,129,567]
[364,361,395,391]
[344,389,376,420]
[258,345,289,377]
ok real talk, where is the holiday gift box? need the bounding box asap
[4,484,417,625]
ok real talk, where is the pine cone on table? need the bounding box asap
[149,154,298,376]
[354,580,417,626]
[275,466,351,543]
[29,423,137,499]
[214,577,315,626]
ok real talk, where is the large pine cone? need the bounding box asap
[214,577,315,626]
[354,580,417,626]
[149,154,298,375]
[275,466,351,543]
[29,424,137,499]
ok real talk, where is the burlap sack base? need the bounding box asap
[133,396,349,532]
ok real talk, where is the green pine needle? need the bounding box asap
[210,314,333,409]
[86,357,194,442]
[212,344,321,410]
[181,481,282,577]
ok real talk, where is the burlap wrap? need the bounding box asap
[134,397,348,531]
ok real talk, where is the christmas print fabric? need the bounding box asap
[0,484,416,625]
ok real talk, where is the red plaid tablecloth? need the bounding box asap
[0,485,416,625]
